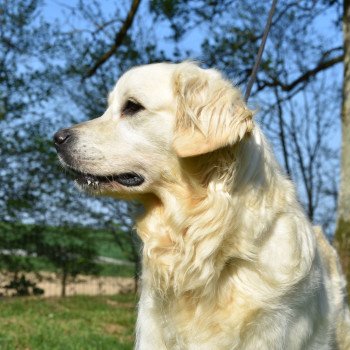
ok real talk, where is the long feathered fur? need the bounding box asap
[135,62,350,349]
[57,60,349,349]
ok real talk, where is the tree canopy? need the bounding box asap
[0,0,346,281]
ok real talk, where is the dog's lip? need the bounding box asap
[66,167,145,187]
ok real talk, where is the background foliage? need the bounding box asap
[0,0,346,294]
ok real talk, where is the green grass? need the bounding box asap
[11,256,135,278]
[0,294,137,350]
[98,264,135,278]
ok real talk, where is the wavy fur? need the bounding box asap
[57,61,350,349]
[135,63,350,349]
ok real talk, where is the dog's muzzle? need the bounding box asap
[53,128,145,189]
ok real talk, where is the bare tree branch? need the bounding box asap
[258,53,343,92]
[273,86,291,176]
[84,0,142,79]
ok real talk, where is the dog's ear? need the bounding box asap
[173,63,254,157]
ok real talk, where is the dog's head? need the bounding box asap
[53,62,254,197]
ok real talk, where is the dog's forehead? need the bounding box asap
[111,63,176,108]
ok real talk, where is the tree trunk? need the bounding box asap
[61,270,67,297]
[334,0,350,289]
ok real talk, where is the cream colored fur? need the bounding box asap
[61,62,350,349]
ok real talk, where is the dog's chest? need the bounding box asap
[156,291,260,349]
[154,292,334,350]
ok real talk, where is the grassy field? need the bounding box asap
[11,256,135,278]
[0,294,136,350]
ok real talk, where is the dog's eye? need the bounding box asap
[122,100,144,116]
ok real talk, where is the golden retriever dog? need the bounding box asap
[54,62,350,349]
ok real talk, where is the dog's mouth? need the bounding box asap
[67,168,145,189]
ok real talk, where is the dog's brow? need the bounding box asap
[107,91,114,106]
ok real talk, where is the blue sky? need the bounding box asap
[37,0,344,233]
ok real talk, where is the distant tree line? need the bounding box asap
[1,0,349,288]
[0,222,139,296]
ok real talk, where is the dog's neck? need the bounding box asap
[136,127,297,297]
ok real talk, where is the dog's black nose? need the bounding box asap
[54,129,71,147]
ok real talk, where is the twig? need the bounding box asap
[244,0,278,101]
[84,0,142,79]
